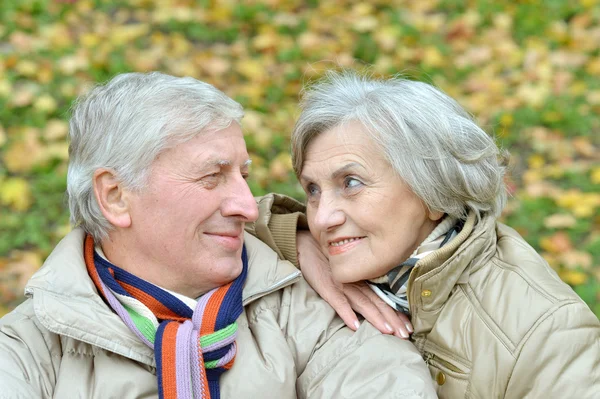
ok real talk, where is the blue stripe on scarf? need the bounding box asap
[94,251,193,319]
[155,322,168,399]
[214,246,248,330]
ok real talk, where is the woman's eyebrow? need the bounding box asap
[300,162,363,183]
[331,162,362,179]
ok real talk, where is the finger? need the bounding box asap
[344,284,394,335]
[353,284,411,339]
[396,311,414,335]
[322,289,361,331]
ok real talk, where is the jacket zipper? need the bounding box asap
[423,351,466,374]
[243,270,302,305]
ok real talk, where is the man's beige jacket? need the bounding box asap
[0,228,436,398]
[250,194,600,398]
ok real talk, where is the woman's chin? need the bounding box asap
[331,265,367,284]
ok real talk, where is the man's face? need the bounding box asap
[125,123,259,297]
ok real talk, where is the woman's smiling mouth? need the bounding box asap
[328,236,365,255]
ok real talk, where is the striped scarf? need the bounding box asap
[84,235,246,399]
[367,217,461,314]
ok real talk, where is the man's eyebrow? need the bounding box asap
[202,159,252,168]
[300,162,361,183]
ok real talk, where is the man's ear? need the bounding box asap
[93,168,132,228]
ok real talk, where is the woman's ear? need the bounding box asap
[428,208,444,222]
[93,168,132,228]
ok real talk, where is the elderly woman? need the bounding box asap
[258,71,600,397]
[0,72,437,398]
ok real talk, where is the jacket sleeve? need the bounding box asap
[245,193,307,267]
[504,301,600,398]
[283,278,437,398]
[0,304,58,399]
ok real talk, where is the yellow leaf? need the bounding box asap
[353,16,379,33]
[43,24,73,49]
[33,94,58,114]
[11,84,37,107]
[0,178,32,212]
[0,79,11,97]
[559,250,593,270]
[544,214,577,229]
[580,0,598,8]
[5,251,42,289]
[539,232,572,254]
[422,46,445,68]
[523,169,543,185]
[236,60,265,81]
[253,31,279,51]
[242,110,264,133]
[3,129,44,173]
[80,32,101,48]
[110,24,150,47]
[374,26,400,52]
[15,60,38,77]
[585,58,600,75]
[527,154,545,169]
[559,270,588,286]
[556,190,581,209]
[499,113,513,127]
[0,124,5,147]
[591,167,600,184]
[44,119,69,141]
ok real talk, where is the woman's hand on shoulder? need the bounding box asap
[296,230,413,339]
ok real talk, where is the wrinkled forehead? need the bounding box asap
[304,121,381,163]
[154,123,251,170]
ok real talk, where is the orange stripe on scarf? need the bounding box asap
[84,235,105,295]
[160,322,179,399]
[197,340,211,394]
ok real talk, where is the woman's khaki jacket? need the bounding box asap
[251,194,600,398]
[0,228,437,398]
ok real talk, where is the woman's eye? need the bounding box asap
[344,177,362,189]
[306,183,320,197]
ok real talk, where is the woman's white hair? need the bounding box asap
[67,72,244,241]
[292,70,509,220]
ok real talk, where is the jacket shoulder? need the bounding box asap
[467,222,594,350]
[0,299,62,398]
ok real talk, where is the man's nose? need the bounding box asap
[222,176,259,222]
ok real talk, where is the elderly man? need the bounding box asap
[0,72,435,398]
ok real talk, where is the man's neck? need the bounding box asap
[100,233,207,299]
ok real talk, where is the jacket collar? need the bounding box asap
[408,211,498,334]
[25,228,301,366]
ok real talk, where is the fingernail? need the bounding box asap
[399,329,409,339]
[354,320,361,330]
[406,323,413,333]
[385,323,394,333]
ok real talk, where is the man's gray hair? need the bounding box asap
[291,70,509,220]
[67,72,244,240]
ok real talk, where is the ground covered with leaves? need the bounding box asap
[0,0,599,317]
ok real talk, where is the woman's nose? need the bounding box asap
[311,193,345,232]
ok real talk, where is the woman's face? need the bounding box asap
[299,121,442,283]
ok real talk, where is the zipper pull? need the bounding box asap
[424,352,433,366]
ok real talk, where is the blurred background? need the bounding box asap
[0,0,599,317]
